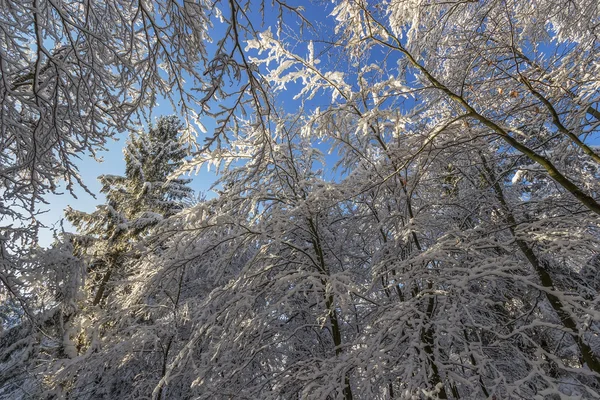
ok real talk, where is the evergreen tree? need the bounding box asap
[65,116,193,306]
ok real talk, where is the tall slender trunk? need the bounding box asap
[462,330,490,397]
[404,201,448,399]
[92,264,113,306]
[481,155,600,379]
[308,218,353,400]
[420,282,448,400]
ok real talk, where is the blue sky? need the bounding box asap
[37,114,219,247]
[38,2,595,247]
[34,0,426,247]
[37,1,330,247]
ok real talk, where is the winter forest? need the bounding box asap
[1,0,600,399]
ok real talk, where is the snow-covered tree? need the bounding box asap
[0,117,193,399]
[0,0,300,324]
[0,239,85,399]
[2,1,600,399]
[65,115,193,307]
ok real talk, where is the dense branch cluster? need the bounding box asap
[2,0,600,399]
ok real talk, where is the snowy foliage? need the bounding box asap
[2,0,600,399]
[65,116,193,304]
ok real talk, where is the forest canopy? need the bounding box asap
[1,0,600,399]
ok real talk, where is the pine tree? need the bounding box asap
[65,116,193,306]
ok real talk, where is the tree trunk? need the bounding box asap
[481,155,600,379]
